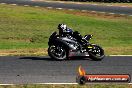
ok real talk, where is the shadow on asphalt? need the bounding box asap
[19,56,92,61]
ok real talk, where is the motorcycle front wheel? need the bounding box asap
[88,45,105,61]
[48,45,67,60]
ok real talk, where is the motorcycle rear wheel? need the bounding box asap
[48,45,67,60]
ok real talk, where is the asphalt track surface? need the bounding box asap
[0,56,131,84]
[0,0,132,84]
[0,0,132,15]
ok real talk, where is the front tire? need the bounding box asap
[48,45,67,60]
[88,45,105,61]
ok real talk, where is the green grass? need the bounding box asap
[0,4,132,55]
[0,84,131,88]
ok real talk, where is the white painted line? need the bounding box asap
[109,55,132,56]
[91,11,96,13]
[81,10,87,12]
[120,14,125,16]
[0,3,6,5]
[107,5,113,6]
[56,8,63,10]
[37,82,132,85]
[68,9,74,11]
[109,13,115,15]
[10,4,17,6]
[35,83,78,84]
[92,4,98,6]
[58,2,65,3]
[76,3,82,4]
[34,6,40,8]
[121,6,127,7]
[47,7,53,9]
[24,5,29,7]
[35,83,132,85]
[0,82,132,85]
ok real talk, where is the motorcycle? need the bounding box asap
[48,31,105,61]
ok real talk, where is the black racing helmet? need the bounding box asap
[58,24,67,35]
[58,24,67,31]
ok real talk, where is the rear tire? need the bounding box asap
[48,45,68,60]
[89,45,105,61]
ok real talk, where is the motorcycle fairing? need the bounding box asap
[49,36,89,58]
[68,50,89,57]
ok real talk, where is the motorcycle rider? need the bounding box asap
[57,24,73,37]
[57,24,89,46]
